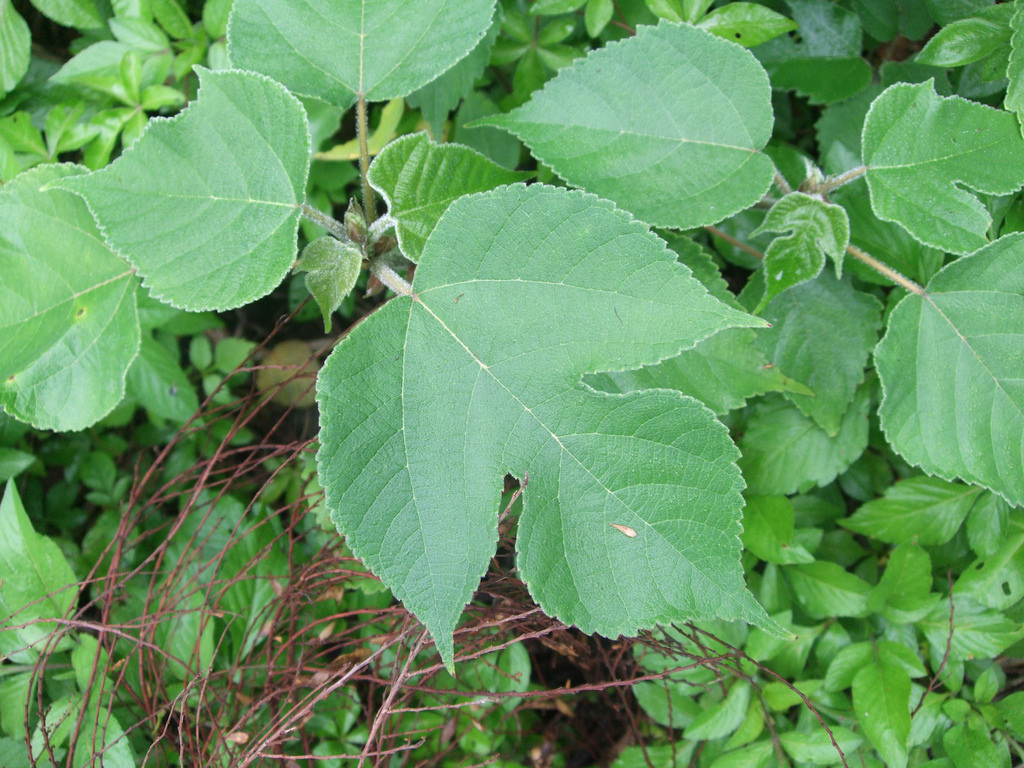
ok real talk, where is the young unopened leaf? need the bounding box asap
[367,133,529,262]
[875,234,1024,505]
[56,68,311,311]
[1,165,139,431]
[479,22,775,229]
[863,82,1024,255]
[753,192,850,310]
[317,184,774,668]
[228,0,496,108]
[297,236,362,332]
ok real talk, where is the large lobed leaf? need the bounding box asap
[479,21,775,230]
[863,80,1024,255]
[56,68,310,311]
[0,165,138,431]
[876,234,1024,506]
[228,0,496,108]
[317,184,775,668]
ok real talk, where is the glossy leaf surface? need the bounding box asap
[317,184,773,667]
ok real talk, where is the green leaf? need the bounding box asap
[753,193,850,310]
[317,184,774,668]
[125,334,199,425]
[916,5,1013,68]
[919,595,1024,663]
[966,491,1010,558]
[757,271,881,435]
[741,496,814,565]
[0,448,33,482]
[842,476,982,546]
[530,0,586,15]
[785,561,871,618]
[868,543,933,615]
[686,683,751,740]
[298,236,362,332]
[29,0,103,30]
[823,641,872,692]
[585,0,613,38]
[0,481,77,663]
[779,726,862,765]
[1006,4,1024,136]
[0,0,29,97]
[697,3,797,48]
[407,9,500,138]
[228,0,497,108]
[479,22,775,229]
[754,0,871,104]
[944,722,1011,768]
[367,133,530,262]
[954,519,1024,610]
[739,386,870,496]
[56,68,311,312]
[863,82,1024,255]
[1,164,139,431]
[852,646,912,768]
[875,234,1024,505]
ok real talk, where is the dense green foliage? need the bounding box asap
[2,0,1024,766]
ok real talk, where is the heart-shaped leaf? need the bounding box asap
[876,233,1024,505]
[478,22,775,230]
[228,0,496,108]
[56,67,310,311]
[317,183,775,668]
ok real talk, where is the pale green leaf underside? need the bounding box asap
[480,21,774,229]
[56,67,310,311]
[863,81,1024,255]
[367,132,529,262]
[876,233,1024,506]
[227,0,496,108]
[317,184,773,667]
[0,165,139,431]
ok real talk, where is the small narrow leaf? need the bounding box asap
[479,21,775,229]
[317,184,774,668]
[297,237,362,332]
[863,81,1024,254]
[56,68,311,311]
[753,192,850,310]
[367,132,530,262]
[0,165,139,431]
[916,5,1013,68]
[228,0,497,108]
[875,234,1024,505]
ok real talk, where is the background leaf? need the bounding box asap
[317,184,773,667]
[863,81,1024,255]
[57,68,310,311]
[875,233,1024,505]
[0,0,29,97]
[367,132,529,262]
[852,644,913,768]
[228,0,497,108]
[0,165,139,431]
[480,21,775,229]
[757,271,881,435]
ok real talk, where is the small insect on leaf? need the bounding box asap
[610,523,637,538]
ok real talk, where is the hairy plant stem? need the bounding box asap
[370,259,413,296]
[818,165,867,194]
[773,170,793,196]
[846,243,925,295]
[300,203,349,241]
[357,94,378,225]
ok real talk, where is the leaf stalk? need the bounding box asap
[357,94,378,225]
[846,243,924,295]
